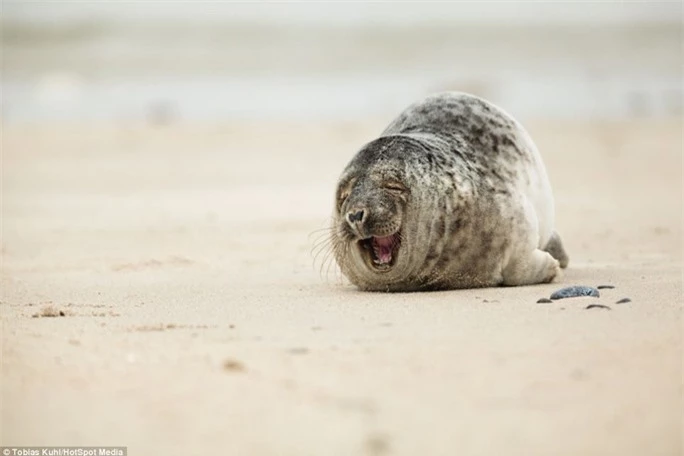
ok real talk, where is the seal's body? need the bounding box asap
[331,92,568,292]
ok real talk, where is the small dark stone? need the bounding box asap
[550,286,600,300]
[222,359,246,372]
[586,304,611,310]
[536,298,553,303]
[597,285,615,290]
[616,298,632,304]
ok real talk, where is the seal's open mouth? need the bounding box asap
[358,233,401,271]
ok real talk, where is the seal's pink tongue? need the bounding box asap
[372,235,395,264]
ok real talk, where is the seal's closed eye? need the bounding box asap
[382,182,406,193]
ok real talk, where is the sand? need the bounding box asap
[1,118,682,455]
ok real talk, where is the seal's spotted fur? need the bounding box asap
[332,92,568,292]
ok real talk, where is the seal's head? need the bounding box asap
[331,136,430,291]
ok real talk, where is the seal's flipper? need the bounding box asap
[543,231,569,269]
[502,249,560,286]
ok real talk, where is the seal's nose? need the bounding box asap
[347,209,365,224]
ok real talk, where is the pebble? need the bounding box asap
[597,285,615,289]
[550,286,600,300]
[536,298,553,304]
[586,304,612,310]
[616,298,632,304]
[223,359,246,372]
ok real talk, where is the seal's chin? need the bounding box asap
[358,232,401,272]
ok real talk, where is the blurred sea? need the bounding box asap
[3,2,682,123]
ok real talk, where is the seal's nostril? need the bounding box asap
[347,209,365,223]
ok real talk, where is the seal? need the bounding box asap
[330,92,569,292]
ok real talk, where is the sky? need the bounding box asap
[4,1,681,26]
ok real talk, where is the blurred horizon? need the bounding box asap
[3,1,682,123]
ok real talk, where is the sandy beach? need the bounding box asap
[1,118,682,455]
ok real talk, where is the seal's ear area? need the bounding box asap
[336,188,350,211]
[335,177,356,211]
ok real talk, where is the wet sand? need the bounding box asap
[1,118,682,455]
